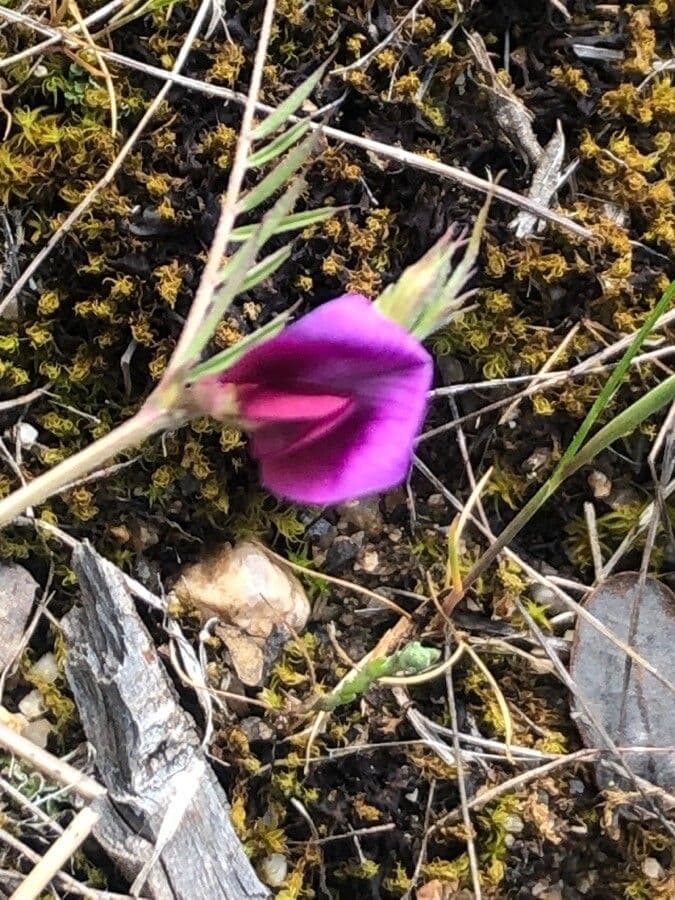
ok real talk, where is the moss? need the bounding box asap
[21,655,77,739]
[337,859,380,880]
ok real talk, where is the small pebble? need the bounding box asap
[587,470,611,499]
[259,853,288,887]
[325,535,361,573]
[30,652,59,684]
[504,814,524,834]
[523,447,552,478]
[358,549,379,573]
[18,689,46,721]
[174,541,309,639]
[239,716,274,743]
[306,517,334,547]
[15,422,39,449]
[22,718,53,749]
[530,583,556,606]
[337,498,383,536]
[642,857,663,880]
[388,527,403,544]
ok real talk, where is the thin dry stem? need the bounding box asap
[498,322,580,424]
[332,0,425,75]
[0,387,49,412]
[263,544,413,619]
[0,721,104,801]
[9,807,100,900]
[0,5,595,242]
[430,346,674,397]
[446,664,482,900]
[0,405,176,528]
[584,502,604,581]
[0,0,127,69]
[0,0,213,318]
[0,774,63,835]
[436,749,594,826]
[420,340,675,443]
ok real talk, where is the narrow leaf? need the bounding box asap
[240,244,293,293]
[563,375,675,480]
[248,119,311,168]
[251,62,327,140]
[230,206,339,242]
[188,307,296,380]
[184,176,306,359]
[239,130,319,214]
[551,278,675,474]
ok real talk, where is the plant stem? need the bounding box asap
[164,0,277,375]
[0,405,177,529]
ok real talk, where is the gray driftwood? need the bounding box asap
[63,543,269,900]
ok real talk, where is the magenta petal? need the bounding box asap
[235,384,351,423]
[199,293,433,504]
[258,401,424,505]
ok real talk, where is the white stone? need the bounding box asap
[30,652,59,684]
[642,857,663,880]
[22,718,53,749]
[174,541,310,638]
[259,853,288,887]
[18,689,46,721]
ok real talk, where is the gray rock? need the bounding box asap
[325,535,362,573]
[0,563,38,672]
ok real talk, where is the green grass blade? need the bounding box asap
[230,206,339,242]
[549,278,675,476]
[459,278,675,591]
[248,120,311,168]
[239,130,319,214]
[251,63,327,140]
[563,375,675,480]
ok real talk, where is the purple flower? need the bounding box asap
[191,293,433,504]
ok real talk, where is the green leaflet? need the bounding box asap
[183,177,307,360]
[188,307,296,380]
[251,62,327,141]
[248,119,311,168]
[238,130,321,214]
[230,206,339,242]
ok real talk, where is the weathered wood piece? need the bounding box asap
[63,543,269,900]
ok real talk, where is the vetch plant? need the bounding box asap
[0,8,491,528]
[0,201,485,524]
[187,293,433,504]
